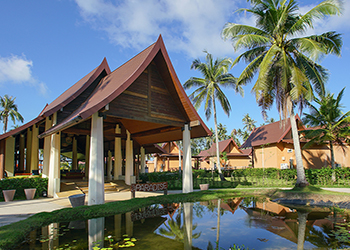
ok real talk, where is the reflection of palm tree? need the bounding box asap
[297,211,308,250]
[158,213,201,242]
[306,223,342,249]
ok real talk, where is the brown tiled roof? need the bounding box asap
[240,115,303,148]
[198,138,244,158]
[39,35,211,140]
[40,58,111,117]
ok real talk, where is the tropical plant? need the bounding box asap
[0,95,24,133]
[301,88,350,168]
[222,0,343,187]
[242,113,256,132]
[184,52,243,181]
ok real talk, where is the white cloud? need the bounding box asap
[0,55,49,96]
[75,0,239,58]
[0,55,33,82]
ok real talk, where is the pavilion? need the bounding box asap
[0,35,211,205]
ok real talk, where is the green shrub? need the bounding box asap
[0,177,48,201]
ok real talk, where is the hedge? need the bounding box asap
[0,177,48,201]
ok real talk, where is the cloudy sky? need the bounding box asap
[0,0,349,139]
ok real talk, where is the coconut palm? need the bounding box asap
[184,52,243,181]
[242,113,256,132]
[0,95,24,133]
[302,88,350,168]
[222,0,343,187]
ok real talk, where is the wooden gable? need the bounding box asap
[106,61,186,127]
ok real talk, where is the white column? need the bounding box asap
[182,124,193,193]
[19,134,25,172]
[88,112,105,205]
[126,212,133,237]
[30,125,39,172]
[85,135,90,178]
[140,147,146,174]
[114,125,122,180]
[154,156,157,172]
[183,202,193,250]
[88,217,105,250]
[72,136,78,170]
[107,150,112,180]
[42,117,52,178]
[48,113,61,198]
[4,137,15,177]
[125,130,134,185]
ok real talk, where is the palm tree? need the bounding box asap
[0,95,24,133]
[302,88,350,169]
[222,0,343,187]
[242,113,256,132]
[184,52,243,181]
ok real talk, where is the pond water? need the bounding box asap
[19,197,350,250]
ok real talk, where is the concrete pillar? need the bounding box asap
[19,134,25,172]
[5,137,15,177]
[154,156,157,173]
[140,147,145,174]
[42,117,52,178]
[182,124,193,193]
[88,112,105,205]
[0,140,4,179]
[48,223,59,249]
[85,135,90,178]
[26,128,32,172]
[89,217,104,250]
[72,136,78,170]
[183,202,193,250]
[114,214,122,240]
[30,125,39,172]
[48,113,61,198]
[114,125,122,180]
[125,130,134,185]
[126,212,133,237]
[107,150,112,180]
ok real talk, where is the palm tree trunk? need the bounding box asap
[216,199,221,249]
[297,211,308,250]
[330,141,335,169]
[289,110,309,187]
[3,115,8,133]
[212,97,225,181]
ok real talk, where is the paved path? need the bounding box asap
[0,190,181,227]
[0,188,349,227]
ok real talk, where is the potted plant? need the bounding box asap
[24,188,36,200]
[2,189,16,202]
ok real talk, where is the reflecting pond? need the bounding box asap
[19,198,350,249]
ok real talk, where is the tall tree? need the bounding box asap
[0,95,24,133]
[222,0,342,187]
[242,113,257,132]
[184,52,243,181]
[302,88,350,168]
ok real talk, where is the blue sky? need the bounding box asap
[0,0,349,139]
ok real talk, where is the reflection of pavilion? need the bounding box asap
[242,199,333,244]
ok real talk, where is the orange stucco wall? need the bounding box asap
[253,142,350,169]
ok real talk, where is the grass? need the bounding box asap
[0,188,272,250]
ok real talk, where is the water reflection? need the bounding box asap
[19,198,350,249]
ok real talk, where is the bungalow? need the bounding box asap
[198,138,251,170]
[240,117,350,169]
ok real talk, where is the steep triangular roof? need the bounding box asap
[39,35,211,143]
[198,138,244,158]
[40,58,111,118]
[0,59,111,141]
[240,115,304,148]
